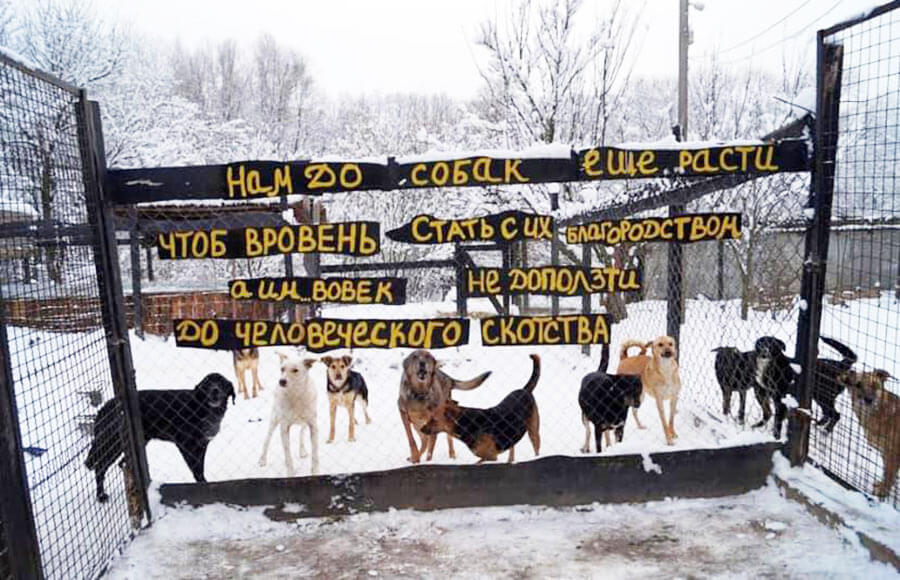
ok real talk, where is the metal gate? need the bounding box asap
[803,1,900,507]
[0,53,149,579]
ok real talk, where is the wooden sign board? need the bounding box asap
[228,277,407,304]
[565,213,741,245]
[173,318,469,352]
[108,139,809,204]
[157,222,380,259]
[480,314,610,347]
[387,211,553,245]
[467,267,641,297]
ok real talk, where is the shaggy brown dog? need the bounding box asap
[398,350,491,463]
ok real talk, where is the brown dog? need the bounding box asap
[422,354,540,464]
[398,350,491,464]
[839,369,898,498]
[233,348,263,400]
[616,336,681,445]
[321,355,370,443]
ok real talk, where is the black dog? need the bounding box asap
[812,336,857,432]
[578,343,643,452]
[85,373,235,502]
[712,346,757,424]
[752,337,798,438]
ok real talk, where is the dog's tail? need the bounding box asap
[524,354,541,393]
[598,343,610,372]
[449,370,492,391]
[820,336,857,370]
[620,339,646,360]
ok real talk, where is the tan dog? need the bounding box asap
[398,350,491,464]
[321,355,371,443]
[839,369,898,498]
[233,348,263,400]
[616,336,681,445]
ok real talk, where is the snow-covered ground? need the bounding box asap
[106,475,899,579]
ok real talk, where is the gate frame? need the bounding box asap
[76,93,152,523]
[0,305,43,580]
[787,34,844,467]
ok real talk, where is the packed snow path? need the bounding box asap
[107,484,896,579]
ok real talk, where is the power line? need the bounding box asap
[716,0,844,65]
[716,0,816,55]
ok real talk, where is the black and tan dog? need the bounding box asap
[321,355,371,443]
[751,336,797,438]
[579,344,643,453]
[85,373,235,502]
[838,368,898,497]
[422,354,541,464]
[812,336,857,432]
[398,350,491,463]
[233,348,262,400]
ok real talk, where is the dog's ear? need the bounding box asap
[776,338,786,351]
[874,369,892,381]
[277,352,288,363]
[342,355,353,367]
[303,358,316,369]
[643,341,654,350]
[321,356,333,366]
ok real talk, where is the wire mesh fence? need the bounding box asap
[112,168,819,486]
[0,54,138,578]
[807,4,900,508]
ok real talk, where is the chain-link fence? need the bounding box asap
[114,161,818,486]
[0,53,143,578]
[806,3,900,508]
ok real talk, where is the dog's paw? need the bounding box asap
[258,458,267,467]
[365,417,372,424]
[348,436,356,442]
[580,446,590,454]
[299,449,309,458]
[97,492,109,503]
[326,438,334,444]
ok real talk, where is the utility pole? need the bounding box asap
[666,0,691,344]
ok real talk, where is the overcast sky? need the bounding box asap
[95,0,875,98]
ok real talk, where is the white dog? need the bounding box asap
[258,352,319,475]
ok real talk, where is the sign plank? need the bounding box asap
[466,267,641,297]
[108,139,810,204]
[228,277,406,305]
[173,318,469,352]
[480,314,611,347]
[565,213,742,245]
[156,222,380,259]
